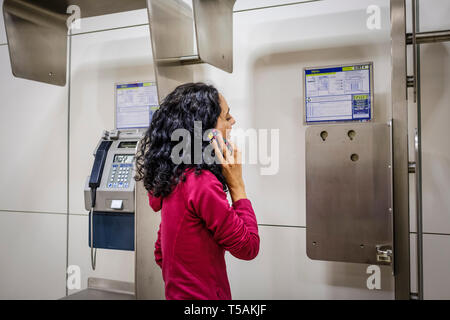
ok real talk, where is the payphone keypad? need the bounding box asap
[107,163,133,189]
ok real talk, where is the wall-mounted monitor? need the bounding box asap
[304,62,373,124]
[115,81,159,130]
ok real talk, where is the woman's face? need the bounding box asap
[215,93,235,140]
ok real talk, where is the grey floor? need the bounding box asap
[61,289,135,300]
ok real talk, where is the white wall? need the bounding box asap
[234,0,314,11]
[205,0,394,298]
[0,0,449,300]
[414,0,450,299]
[194,0,392,228]
[420,42,450,234]
[226,227,393,299]
[0,0,67,300]
[70,0,395,299]
[70,9,148,35]
[0,212,66,299]
[67,24,154,294]
[0,47,68,214]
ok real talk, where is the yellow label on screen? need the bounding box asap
[306,72,336,77]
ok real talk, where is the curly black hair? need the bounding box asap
[134,82,228,198]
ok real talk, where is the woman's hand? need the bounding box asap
[211,134,247,203]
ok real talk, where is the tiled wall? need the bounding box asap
[0,212,67,299]
[0,0,67,300]
[67,0,395,299]
[414,0,450,299]
[67,24,154,295]
[0,0,449,299]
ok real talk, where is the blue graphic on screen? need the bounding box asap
[304,64,372,123]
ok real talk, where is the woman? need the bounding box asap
[135,83,259,300]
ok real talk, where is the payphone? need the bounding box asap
[84,129,142,269]
[84,81,158,270]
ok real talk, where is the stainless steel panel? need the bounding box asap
[146,0,236,101]
[3,0,147,86]
[135,180,165,299]
[146,0,196,101]
[306,123,393,265]
[147,0,196,60]
[390,0,411,300]
[3,0,68,85]
[193,0,236,72]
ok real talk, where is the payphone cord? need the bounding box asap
[90,188,97,271]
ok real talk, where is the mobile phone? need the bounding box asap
[208,129,233,155]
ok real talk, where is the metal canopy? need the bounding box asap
[2,0,147,86]
[2,0,236,88]
[147,0,236,101]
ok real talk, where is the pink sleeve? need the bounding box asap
[148,192,163,268]
[187,172,260,260]
[154,223,163,269]
[148,192,162,212]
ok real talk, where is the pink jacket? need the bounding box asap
[148,168,259,300]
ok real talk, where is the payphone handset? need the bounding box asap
[89,140,113,205]
[87,139,113,270]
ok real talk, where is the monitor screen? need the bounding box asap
[118,141,138,149]
[304,63,372,124]
[113,154,134,164]
[115,81,159,129]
